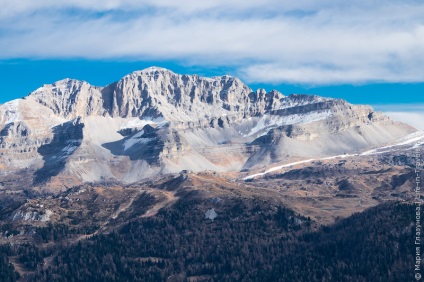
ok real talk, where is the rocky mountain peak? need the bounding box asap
[0,67,418,185]
[103,68,255,122]
[24,68,341,124]
[21,68,395,134]
[28,78,104,119]
[125,66,177,78]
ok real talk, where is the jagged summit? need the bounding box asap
[26,68,324,120]
[128,66,176,76]
[142,66,173,72]
[25,68,300,121]
[0,67,417,186]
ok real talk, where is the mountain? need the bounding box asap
[0,67,422,281]
[0,67,417,188]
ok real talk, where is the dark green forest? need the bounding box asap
[0,200,421,281]
[0,245,19,282]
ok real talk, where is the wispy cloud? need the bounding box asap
[374,104,424,130]
[385,112,424,130]
[1,1,424,85]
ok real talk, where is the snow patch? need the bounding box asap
[62,144,79,155]
[120,117,168,130]
[360,131,424,156]
[246,110,332,137]
[244,159,315,180]
[123,130,155,151]
[33,86,44,93]
[278,96,328,110]
[1,99,20,124]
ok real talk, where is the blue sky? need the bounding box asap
[1,59,424,106]
[0,1,423,127]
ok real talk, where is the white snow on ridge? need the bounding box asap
[244,131,424,180]
[244,159,316,180]
[278,96,328,110]
[123,130,144,150]
[360,131,424,156]
[246,110,332,137]
[33,86,44,93]
[62,144,79,155]
[1,99,20,125]
[120,117,168,130]
[244,153,356,180]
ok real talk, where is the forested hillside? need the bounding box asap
[0,200,414,281]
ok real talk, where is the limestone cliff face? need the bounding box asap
[30,67,289,123]
[0,67,418,185]
[28,67,390,131]
[102,68,257,120]
[30,79,105,119]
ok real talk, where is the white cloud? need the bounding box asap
[385,112,424,130]
[1,1,424,85]
[374,104,424,112]
[374,104,424,130]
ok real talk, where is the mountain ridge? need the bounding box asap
[0,67,418,188]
